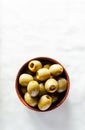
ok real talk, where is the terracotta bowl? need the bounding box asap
[15,57,70,112]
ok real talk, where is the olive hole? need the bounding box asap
[50,85,55,90]
[46,95,50,99]
[30,63,34,68]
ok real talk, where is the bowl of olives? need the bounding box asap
[15,57,70,112]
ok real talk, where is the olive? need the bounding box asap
[28,60,42,72]
[45,78,59,93]
[33,75,39,81]
[57,78,67,93]
[50,94,58,103]
[24,92,38,107]
[38,95,52,111]
[21,87,27,94]
[19,73,33,87]
[49,64,63,76]
[27,81,39,97]
[43,64,51,69]
[24,68,33,75]
[39,83,47,96]
[36,68,50,81]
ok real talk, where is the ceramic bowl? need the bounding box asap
[15,57,70,112]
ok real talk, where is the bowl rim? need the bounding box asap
[15,57,70,112]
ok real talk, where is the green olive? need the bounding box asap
[24,92,38,107]
[49,64,63,76]
[50,94,58,103]
[45,78,59,93]
[36,68,50,81]
[57,78,67,93]
[21,87,27,94]
[28,60,42,72]
[24,68,33,75]
[43,64,51,69]
[19,73,33,87]
[39,83,47,96]
[27,80,39,97]
[38,95,52,111]
[33,75,39,81]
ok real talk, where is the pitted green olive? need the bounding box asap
[19,73,33,87]
[43,64,51,69]
[27,80,39,97]
[24,68,33,75]
[38,95,52,111]
[57,78,67,93]
[50,94,58,103]
[45,78,59,93]
[24,92,38,107]
[36,68,50,81]
[21,87,27,94]
[28,60,42,72]
[39,83,47,96]
[49,64,63,76]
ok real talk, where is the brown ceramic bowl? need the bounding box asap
[15,57,70,112]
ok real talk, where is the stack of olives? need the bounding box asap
[19,60,67,111]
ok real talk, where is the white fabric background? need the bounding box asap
[0,0,85,130]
